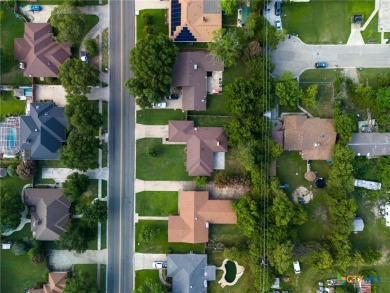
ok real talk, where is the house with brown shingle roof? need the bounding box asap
[172,51,223,111]
[23,188,70,241]
[170,0,222,42]
[168,191,236,243]
[168,120,228,176]
[28,272,67,293]
[14,23,71,77]
[283,115,336,160]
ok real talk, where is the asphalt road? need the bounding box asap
[271,36,390,77]
[107,0,135,292]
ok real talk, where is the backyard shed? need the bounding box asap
[353,217,364,232]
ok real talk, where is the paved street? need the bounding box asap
[271,36,390,77]
[107,0,135,292]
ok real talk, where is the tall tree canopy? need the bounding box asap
[232,194,260,238]
[133,278,168,293]
[64,270,98,293]
[126,33,179,108]
[49,3,86,45]
[63,172,90,202]
[221,0,237,16]
[82,200,107,226]
[59,221,95,253]
[275,71,301,108]
[0,191,24,232]
[58,59,99,94]
[208,28,242,68]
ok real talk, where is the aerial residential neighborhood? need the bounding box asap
[0,0,389,292]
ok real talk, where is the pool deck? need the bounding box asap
[217,259,245,288]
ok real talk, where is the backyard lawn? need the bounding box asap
[0,250,48,293]
[300,83,334,118]
[136,109,186,125]
[136,138,192,181]
[136,191,178,216]
[136,9,168,41]
[357,68,390,88]
[282,0,374,44]
[208,224,247,247]
[0,174,31,193]
[135,220,205,254]
[0,91,27,118]
[135,270,161,290]
[187,115,231,127]
[188,95,230,116]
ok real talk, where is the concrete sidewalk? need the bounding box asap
[49,249,108,271]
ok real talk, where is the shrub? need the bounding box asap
[142,13,153,25]
[7,164,17,177]
[28,240,46,264]
[84,38,98,57]
[16,160,37,179]
[45,77,56,84]
[143,25,154,35]
[12,240,27,256]
[194,176,207,186]
[147,146,157,157]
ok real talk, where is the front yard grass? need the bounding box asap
[282,0,374,44]
[102,101,108,133]
[361,13,381,44]
[0,91,27,118]
[300,83,334,118]
[136,138,192,181]
[102,179,108,198]
[136,109,186,125]
[135,220,205,254]
[358,68,390,88]
[135,270,161,291]
[136,191,178,216]
[73,264,106,292]
[0,250,48,293]
[136,9,168,41]
[101,222,107,249]
[101,28,108,72]
[299,69,342,83]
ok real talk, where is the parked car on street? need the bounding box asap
[275,19,282,30]
[315,62,328,68]
[153,261,167,269]
[30,5,42,11]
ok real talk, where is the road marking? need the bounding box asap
[119,0,124,291]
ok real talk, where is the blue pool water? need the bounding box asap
[24,88,33,97]
[6,128,17,150]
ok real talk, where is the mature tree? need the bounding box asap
[0,10,5,23]
[16,160,37,179]
[49,3,86,45]
[333,105,356,145]
[133,278,168,293]
[301,84,318,107]
[225,78,266,116]
[126,33,178,108]
[0,191,24,232]
[60,129,100,171]
[268,241,294,274]
[11,240,27,255]
[63,172,90,202]
[28,240,46,264]
[7,164,17,177]
[351,84,376,110]
[65,94,103,133]
[243,41,262,60]
[275,71,301,108]
[221,0,237,16]
[328,144,355,192]
[84,38,98,58]
[59,221,95,253]
[58,59,99,94]
[375,88,390,128]
[376,157,390,187]
[352,251,365,269]
[362,247,381,265]
[82,200,107,226]
[208,28,242,68]
[244,14,284,49]
[309,247,334,271]
[64,270,98,293]
[232,195,260,238]
[246,54,274,81]
[271,194,296,227]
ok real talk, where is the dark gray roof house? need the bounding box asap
[167,253,216,293]
[23,188,70,241]
[348,133,390,157]
[20,102,68,160]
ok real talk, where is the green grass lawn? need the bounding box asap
[0,174,31,194]
[0,250,48,293]
[80,179,99,206]
[136,191,178,216]
[208,224,247,247]
[39,160,67,168]
[102,180,108,198]
[135,220,205,253]
[101,222,107,249]
[282,0,374,44]
[136,9,169,41]
[102,101,108,133]
[102,28,108,72]
[0,91,27,118]
[357,68,390,88]
[136,138,192,181]
[0,8,32,85]
[361,12,381,44]
[187,115,231,127]
[3,225,32,242]
[223,148,245,175]
[135,270,161,290]
[102,141,108,168]
[73,264,106,292]
[188,95,230,116]
[299,69,342,83]
[300,83,334,118]
[136,109,186,125]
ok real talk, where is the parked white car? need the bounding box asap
[275,19,282,30]
[153,261,167,269]
[293,261,301,274]
[151,102,167,108]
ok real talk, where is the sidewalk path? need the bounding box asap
[42,167,108,182]
[134,253,167,270]
[49,249,107,271]
[135,214,169,223]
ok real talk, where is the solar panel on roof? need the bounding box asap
[171,0,182,36]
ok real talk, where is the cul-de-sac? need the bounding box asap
[1,0,390,292]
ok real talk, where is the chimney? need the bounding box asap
[194,64,198,70]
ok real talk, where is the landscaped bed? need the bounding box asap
[136,109,186,125]
[136,9,169,41]
[136,191,178,216]
[135,220,205,254]
[136,138,192,181]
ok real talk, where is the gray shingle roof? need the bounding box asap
[348,133,390,157]
[19,102,68,160]
[167,254,214,293]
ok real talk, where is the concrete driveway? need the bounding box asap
[135,0,170,12]
[134,253,167,270]
[49,249,107,271]
[34,85,67,107]
[271,36,390,77]
[20,5,56,23]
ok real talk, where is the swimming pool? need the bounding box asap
[224,260,237,283]
[24,88,33,97]
[6,128,17,151]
